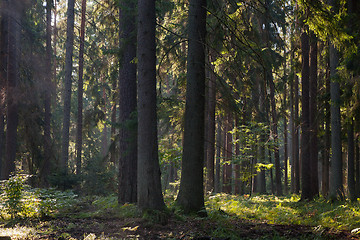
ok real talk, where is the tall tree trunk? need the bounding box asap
[294,74,300,194]
[42,0,53,185]
[75,0,86,175]
[355,137,360,197]
[214,118,222,193]
[329,43,343,200]
[322,64,331,197]
[0,1,8,179]
[118,0,137,204]
[60,0,75,173]
[234,117,242,194]
[176,0,207,215]
[309,32,319,198]
[268,76,282,196]
[284,86,288,195]
[223,113,233,194]
[137,0,165,210]
[110,80,117,165]
[205,56,216,193]
[300,30,312,200]
[4,0,21,178]
[348,121,356,201]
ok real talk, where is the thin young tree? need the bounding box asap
[118,0,137,204]
[137,0,165,210]
[60,0,75,173]
[176,0,207,214]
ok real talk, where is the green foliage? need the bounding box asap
[206,194,360,231]
[1,174,29,219]
[0,174,78,219]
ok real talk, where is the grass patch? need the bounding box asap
[206,193,360,231]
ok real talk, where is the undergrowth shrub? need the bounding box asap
[0,174,78,219]
[1,174,29,219]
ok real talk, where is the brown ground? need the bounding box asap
[8,216,357,240]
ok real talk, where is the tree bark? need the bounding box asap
[60,0,75,173]
[348,122,356,201]
[205,56,216,193]
[75,0,86,176]
[322,64,331,197]
[0,1,8,179]
[294,74,300,194]
[176,0,207,215]
[42,0,53,185]
[137,0,165,211]
[214,118,222,193]
[118,0,137,204]
[300,30,312,200]
[309,32,319,198]
[329,43,343,200]
[4,0,21,178]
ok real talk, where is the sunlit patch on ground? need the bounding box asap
[0,226,37,239]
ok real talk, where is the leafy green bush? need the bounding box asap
[1,174,30,218]
[0,174,78,219]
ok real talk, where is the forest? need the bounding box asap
[0,0,360,239]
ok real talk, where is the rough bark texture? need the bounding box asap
[176,0,207,215]
[60,0,75,172]
[223,113,233,194]
[329,43,343,200]
[137,0,165,210]
[75,0,86,176]
[118,0,137,204]
[4,0,21,178]
[309,32,319,198]
[300,31,312,200]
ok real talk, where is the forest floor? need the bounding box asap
[1,193,360,239]
[0,214,358,239]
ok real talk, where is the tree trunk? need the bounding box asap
[268,76,282,196]
[205,56,216,193]
[110,80,117,165]
[309,32,319,198]
[284,86,288,195]
[118,0,137,204]
[75,0,86,176]
[4,0,21,178]
[322,64,331,197]
[214,118,222,193]
[329,43,343,200]
[300,30,312,200]
[0,1,8,179]
[176,0,207,215]
[137,0,165,210]
[348,122,356,201]
[294,74,300,194]
[223,113,233,194]
[60,0,75,173]
[42,0,53,186]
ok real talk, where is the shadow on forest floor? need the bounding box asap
[0,193,359,239]
[0,214,357,239]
